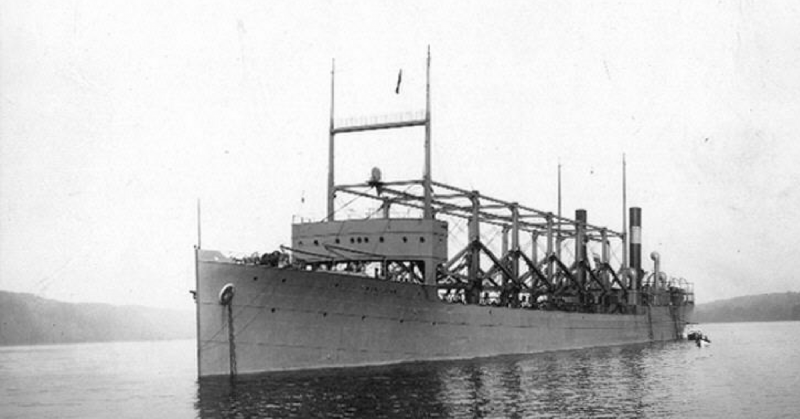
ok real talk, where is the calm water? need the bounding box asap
[2,322,799,418]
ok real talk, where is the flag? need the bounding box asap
[395,69,402,94]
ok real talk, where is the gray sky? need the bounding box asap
[2,1,799,309]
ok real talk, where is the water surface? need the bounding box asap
[2,322,798,418]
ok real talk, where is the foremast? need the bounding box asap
[327,47,433,222]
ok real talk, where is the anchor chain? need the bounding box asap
[219,283,237,378]
[227,302,237,378]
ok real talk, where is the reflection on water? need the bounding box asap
[197,361,449,418]
[196,343,690,418]
[195,320,800,419]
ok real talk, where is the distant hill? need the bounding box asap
[695,292,800,323]
[0,291,194,346]
[4,290,795,345]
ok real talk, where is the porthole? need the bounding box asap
[379,237,384,243]
[420,237,425,243]
[402,237,408,243]
[364,237,369,243]
[335,238,340,244]
[357,237,362,244]
[313,239,319,246]
[350,237,355,243]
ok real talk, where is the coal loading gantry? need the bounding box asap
[332,177,666,314]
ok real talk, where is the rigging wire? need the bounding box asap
[321,193,367,223]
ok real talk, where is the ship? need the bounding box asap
[194,49,695,378]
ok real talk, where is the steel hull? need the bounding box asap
[196,251,693,378]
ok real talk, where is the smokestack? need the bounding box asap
[629,207,642,288]
[575,209,587,287]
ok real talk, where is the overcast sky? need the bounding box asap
[2,0,799,309]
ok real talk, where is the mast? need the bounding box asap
[622,153,628,269]
[423,45,433,219]
[196,198,202,248]
[327,52,430,221]
[556,160,562,260]
[327,59,336,220]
